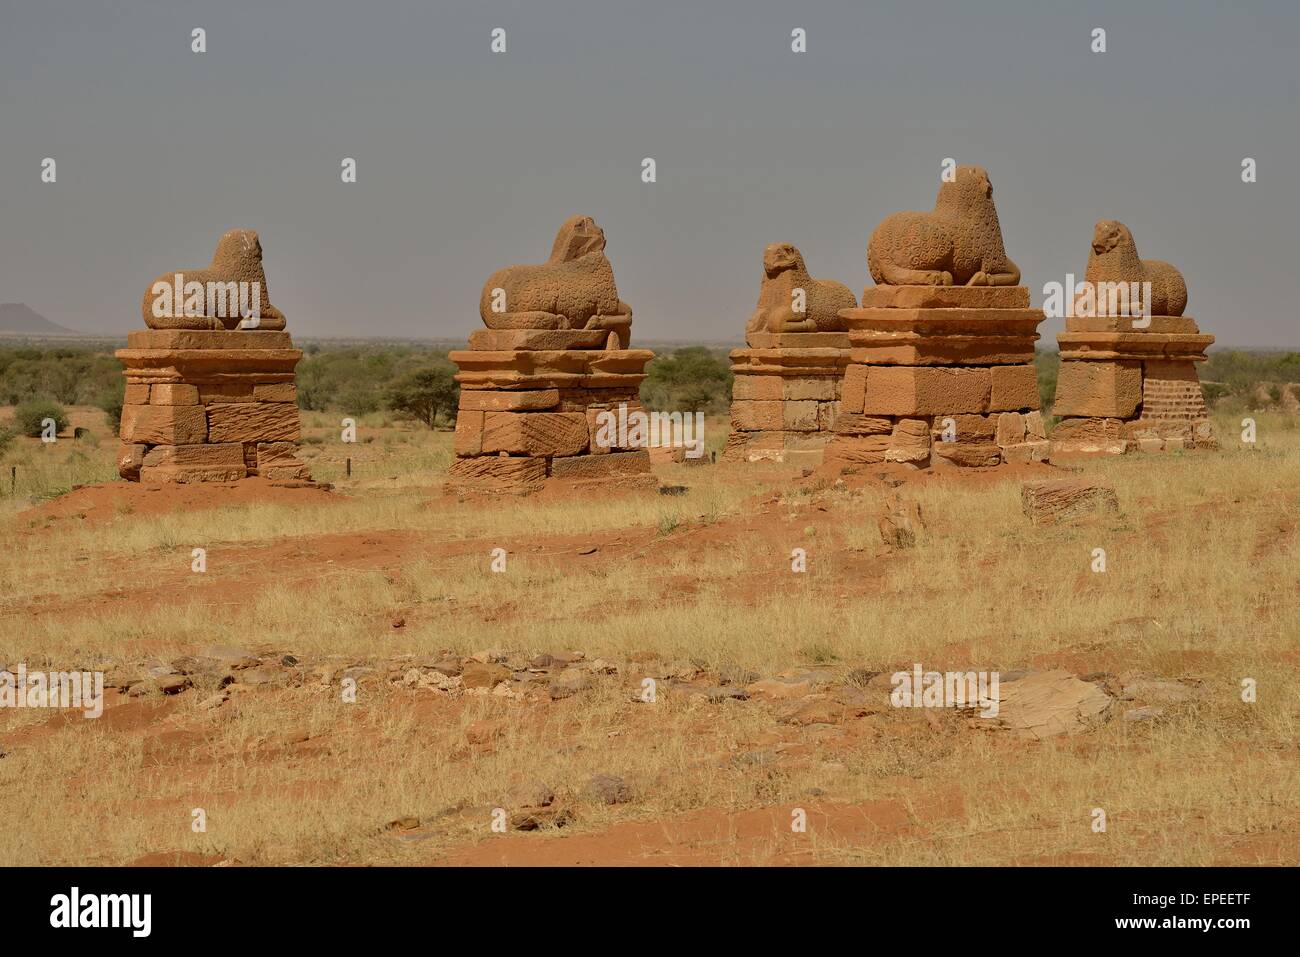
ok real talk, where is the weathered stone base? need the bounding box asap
[725,339,850,465]
[825,288,1046,469]
[1051,317,1215,456]
[115,329,311,483]
[448,345,656,490]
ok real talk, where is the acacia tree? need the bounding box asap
[383,366,459,429]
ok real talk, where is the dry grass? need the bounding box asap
[1,407,1297,865]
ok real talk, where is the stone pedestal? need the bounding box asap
[115,329,310,483]
[448,330,655,490]
[825,285,1048,468]
[724,332,851,465]
[1052,314,1216,454]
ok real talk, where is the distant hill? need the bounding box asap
[0,303,78,335]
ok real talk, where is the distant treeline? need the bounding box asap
[3,344,1299,427]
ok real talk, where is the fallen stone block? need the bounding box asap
[1021,477,1119,524]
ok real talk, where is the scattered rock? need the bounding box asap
[430,657,463,677]
[878,492,924,548]
[583,773,634,805]
[505,781,555,809]
[235,667,284,687]
[549,668,592,699]
[462,661,511,689]
[200,645,260,670]
[1121,677,1201,704]
[746,677,813,700]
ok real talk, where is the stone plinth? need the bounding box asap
[824,285,1049,468]
[724,334,851,465]
[448,330,655,491]
[115,329,311,483]
[1052,315,1216,455]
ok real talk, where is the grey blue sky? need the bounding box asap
[1,0,1296,345]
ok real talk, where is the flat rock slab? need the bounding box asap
[126,330,293,350]
[985,670,1113,739]
[858,285,1030,309]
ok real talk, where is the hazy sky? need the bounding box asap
[1,0,1296,346]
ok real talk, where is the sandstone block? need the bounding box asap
[262,463,311,481]
[549,450,650,480]
[198,382,256,404]
[933,441,1000,467]
[120,405,208,445]
[143,443,245,468]
[1050,417,1123,445]
[730,400,785,432]
[207,402,300,443]
[117,443,146,480]
[732,375,784,402]
[783,377,837,401]
[458,389,559,412]
[858,285,1029,309]
[841,365,867,413]
[862,366,990,416]
[1052,360,1142,418]
[931,413,995,443]
[454,410,485,456]
[467,328,609,351]
[124,384,151,405]
[585,408,610,455]
[482,411,589,457]
[1025,410,1047,440]
[253,382,297,403]
[141,463,247,484]
[125,329,293,350]
[1000,440,1050,464]
[448,455,547,485]
[1022,478,1119,524]
[827,434,891,464]
[989,363,1040,412]
[256,442,304,467]
[995,412,1027,446]
[782,400,820,431]
[891,418,932,448]
[834,413,892,435]
[150,383,200,406]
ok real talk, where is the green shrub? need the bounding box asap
[96,380,126,432]
[383,366,459,428]
[641,347,732,413]
[15,400,69,438]
[1201,381,1230,406]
